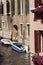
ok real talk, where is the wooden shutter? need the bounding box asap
[2,3,4,15]
[34,31,41,53]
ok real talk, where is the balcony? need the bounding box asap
[31,5,43,13]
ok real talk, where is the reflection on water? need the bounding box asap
[0,44,30,65]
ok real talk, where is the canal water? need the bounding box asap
[0,43,31,65]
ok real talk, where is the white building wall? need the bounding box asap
[29,0,35,53]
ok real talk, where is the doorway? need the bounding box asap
[34,30,43,53]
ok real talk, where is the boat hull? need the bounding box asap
[10,42,25,53]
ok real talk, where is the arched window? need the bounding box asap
[13,25,18,31]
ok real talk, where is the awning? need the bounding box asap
[31,5,43,13]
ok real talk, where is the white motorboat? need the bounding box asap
[1,39,11,44]
[10,41,25,52]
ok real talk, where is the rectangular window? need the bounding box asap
[35,0,43,7]
[20,24,23,35]
[11,0,15,16]
[27,24,30,36]
[0,2,4,15]
[1,2,4,15]
[25,0,29,14]
[6,0,10,15]
[18,0,23,15]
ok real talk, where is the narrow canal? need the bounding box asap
[0,43,31,65]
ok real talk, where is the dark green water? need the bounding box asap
[0,43,30,65]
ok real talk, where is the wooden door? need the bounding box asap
[34,31,41,53]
